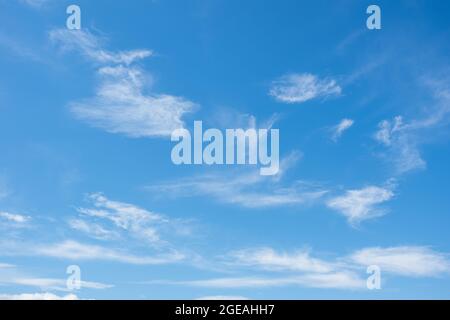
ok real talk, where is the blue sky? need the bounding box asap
[0,0,450,300]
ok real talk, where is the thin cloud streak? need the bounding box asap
[331,119,354,142]
[35,240,185,265]
[269,73,341,104]
[350,246,450,277]
[148,153,327,209]
[152,245,450,290]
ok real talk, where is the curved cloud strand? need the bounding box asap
[269,73,341,104]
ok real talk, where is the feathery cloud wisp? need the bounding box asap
[350,246,450,277]
[148,152,326,208]
[49,29,153,65]
[228,247,335,273]
[50,29,197,138]
[269,73,341,104]
[374,78,450,174]
[68,219,119,241]
[331,119,354,141]
[326,185,394,224]
[74,193,193,247]
[375,116,426,174]
[0,212,30,224]
[158,245,450,290]
[35,240,185,265]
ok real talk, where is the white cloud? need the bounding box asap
[69,66,196,137]
[148,152,326,208]
[35,240,184,265]
[0,194,190,266]
[0,292,78,300]
[150,172,325,209]
[68,219,119,241]
[145,245,450,290]
[228,247,334,273]
[331,118,354,141]
[274,150,303,181]
[375,116,426,174]
[0,212,30,224]
[76,193,170,245]
[157,246,367,290]
[326,185,394,224]
[374,78,450,174]
[218,247,363,289]
[269,73,341,104]
[49,29,153,65]
[375,116,403,146]
[50,29,197,138]
[350,246,450,277]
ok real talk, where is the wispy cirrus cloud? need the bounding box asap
[0,211,32,232]
[50,29,153,65]
[227,247,335,273]
[0,194,191,266]
[217,247,364,289]
[73,193,191,246]
[149,246,365,290]
[160,245,450,290]
[374,77,450,174]
[350,246,450,277]
[34,240,185,265]
[50,29,197,138]
[75,193,165,244]
[375,116,426,174]
[68,219,119,241]
[331,118,354,142]
[269,73,341,104]
[0,212,30,224]
[229,246,450,280]
[147,152,327,208]
[326,184,394,225]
